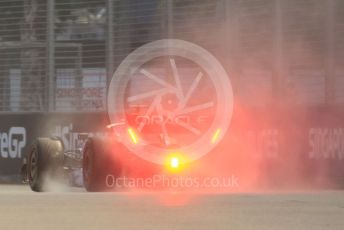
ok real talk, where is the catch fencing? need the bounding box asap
[0,0,343,112]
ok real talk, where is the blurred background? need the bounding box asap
[0,0,342,112]
[0,0,343,186]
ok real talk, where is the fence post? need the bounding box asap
[47,0,55,112]
[107,0,114,87]
[326,0,335,105]
[167,0,174,38]
[273,0,284,105]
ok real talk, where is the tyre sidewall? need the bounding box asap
[28,138,64,192]
[83,137,122,192]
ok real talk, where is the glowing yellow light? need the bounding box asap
[211,128,221,144]
[165,153,188,173]
[127,128,138,144]
[170,157,179,168]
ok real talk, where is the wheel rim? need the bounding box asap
[29,149,37,182]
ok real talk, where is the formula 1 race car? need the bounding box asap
[21,133,106,192]
[21,123,180,192]
[20,123,149,192]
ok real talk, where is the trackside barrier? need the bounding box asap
[0,108,343,187]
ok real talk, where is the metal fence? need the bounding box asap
[0,0,343,113]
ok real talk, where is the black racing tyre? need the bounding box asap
[83,137,122,192]
[27,138,64,192]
